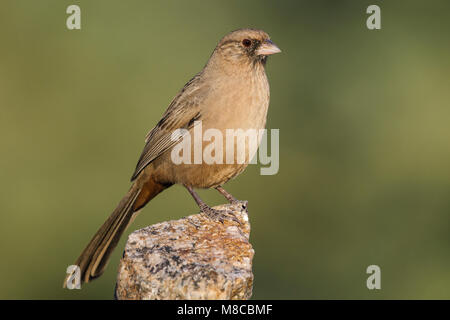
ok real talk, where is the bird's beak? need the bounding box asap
[256,39,281,56]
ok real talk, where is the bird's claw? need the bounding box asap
[200,205,242,225]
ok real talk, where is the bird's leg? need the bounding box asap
[215,186,248,210]
[215,186,237,203]
[184,185,240,224]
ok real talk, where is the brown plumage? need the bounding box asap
[64,28,281,287]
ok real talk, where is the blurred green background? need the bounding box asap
[0,0,449,299]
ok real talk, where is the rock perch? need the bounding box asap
[115,202,254,300]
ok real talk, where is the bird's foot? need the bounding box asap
[200,204,241,225]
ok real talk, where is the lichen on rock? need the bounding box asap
[115,202,254,300]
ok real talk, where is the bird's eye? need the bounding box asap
[242,39,252,47]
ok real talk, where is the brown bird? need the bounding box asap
[65,28,281,287]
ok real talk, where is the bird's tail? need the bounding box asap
[64,179,168,287]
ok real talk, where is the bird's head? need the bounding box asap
[212,29,281,68]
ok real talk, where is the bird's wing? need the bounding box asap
[131,74,207,181]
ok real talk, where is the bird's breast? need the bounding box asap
[201,70,270,132]
[155,69,271,188]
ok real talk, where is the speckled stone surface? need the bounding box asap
[115,203,254,300]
